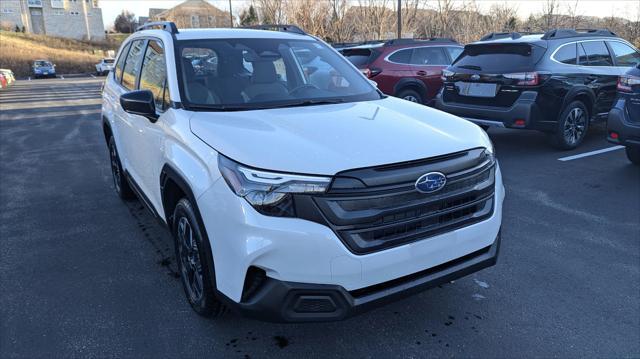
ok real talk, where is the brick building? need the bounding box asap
[145,0,232,29]
[0,0,105,41]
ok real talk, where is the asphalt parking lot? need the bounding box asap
[0,76,638,358]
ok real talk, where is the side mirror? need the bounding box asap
[120,90,158,122]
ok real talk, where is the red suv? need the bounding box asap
[339,39,463,105]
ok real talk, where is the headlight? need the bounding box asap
[218,155,331,217]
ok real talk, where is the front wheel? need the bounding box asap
[550,101,589,150]
[173,198,226,317]
[626,146,640,165]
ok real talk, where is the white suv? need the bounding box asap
[102,22,504,322]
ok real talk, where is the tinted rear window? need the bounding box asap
[341,48,375,67]
[453,43,546,72]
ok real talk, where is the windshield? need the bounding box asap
[176,38,380,110]
[34,61,52,67]
[104,59,115,64]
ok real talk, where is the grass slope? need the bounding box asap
[0,31,121,78]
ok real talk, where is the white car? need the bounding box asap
[96,58,115,76]
[101,22,504,322]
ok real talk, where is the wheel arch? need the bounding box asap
[160,164,201,228]
[561,87,596,120]
[393,78,428,100]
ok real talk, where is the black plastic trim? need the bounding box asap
[221,231,501,322]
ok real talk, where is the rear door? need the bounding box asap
[409,46,452,101]
[444,42,546,108]
[578,40,621,116]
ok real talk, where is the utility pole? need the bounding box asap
[397,0,402,39]
[228,0,233,27]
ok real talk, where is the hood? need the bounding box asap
[190,97,492,175]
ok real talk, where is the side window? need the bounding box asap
[554,43,577,65]
[121,39,146,90]
[410,47,449,65]
[608,41,640,67]
[580,41,613,66]
[139,40,169,112]
[114,42,131,82]
[387,49,412,64]
[446,47,463,63]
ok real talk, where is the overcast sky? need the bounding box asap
[100,0,640,30]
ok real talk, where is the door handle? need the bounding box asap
[417,70,427,76]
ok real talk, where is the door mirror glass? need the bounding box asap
[120,90,158,122]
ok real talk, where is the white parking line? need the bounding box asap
[60,75,65,80]
[27,77,31,81]
[90,74,96,79]
[558,145,625,162]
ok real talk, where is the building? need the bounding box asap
[0,0,105,41]
[147,0,231,28]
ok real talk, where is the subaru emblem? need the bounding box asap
[415,172,447,193]
[470,74,480,81]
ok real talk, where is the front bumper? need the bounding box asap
[224,232,500,322]
[607,99,640,148]
[198,164,504,321]
[435,91,544,130]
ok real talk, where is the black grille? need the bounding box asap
[308,148,495,254]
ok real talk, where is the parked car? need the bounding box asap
[0,73,6,89]
[339,38,463,105]
[607,63,640,164]
[96,58,115,76]
[102,22,504,322]
[436,29,640,149]
[32,60,56,78]
[0,69,15,85]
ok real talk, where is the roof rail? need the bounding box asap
[384,37,457,46]
[243,24,306,35]
[541,28,616,40]
[136,21,179,35]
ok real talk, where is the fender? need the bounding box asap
[560,85,596,119]
[393,78,428,99]
[160,164,201,223]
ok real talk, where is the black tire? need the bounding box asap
[550,100,590,150]
[626,146,640,165]
[173,198,226,317]
[396,88,423,104]
[108,136,134,200]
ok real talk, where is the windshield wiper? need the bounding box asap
[186,98,345,112]
[261,98,345,109]
[458,65,482,71]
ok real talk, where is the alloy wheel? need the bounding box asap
[403,95,419,103]
[177,216,204,303]
[563,107,586,146]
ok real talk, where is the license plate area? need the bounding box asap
[456,82,497,98]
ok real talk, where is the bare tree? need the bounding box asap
[541,0,559,30]
[256,0,286,24]
[564,0,582,28]
[326,0,355,42]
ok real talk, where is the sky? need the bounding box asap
[99,0,640,30]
